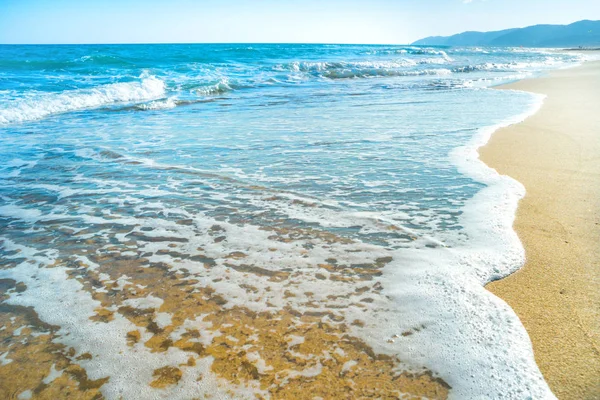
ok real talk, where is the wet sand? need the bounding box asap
[1,58,597,400]
[0,224,450,399]
[480,61,600,399]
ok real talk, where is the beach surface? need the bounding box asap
[0,45,586,399]
[480,60,600,399]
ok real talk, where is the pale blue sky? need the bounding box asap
[1,0,599,44]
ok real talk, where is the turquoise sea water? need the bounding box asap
[0,44,584,398]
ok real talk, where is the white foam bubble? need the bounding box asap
[154,312,173,330]
[349,91,555,399]
[42,364,64,385]
[0,75,166,125]
[17,390,32,400]
[0,237,261,399]
[0,204,43,221]
[136,97,177,111]
[0,46,574,399]
[277,60,453,79]
[0,352,13,366]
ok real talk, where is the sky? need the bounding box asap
[1,0,599,44]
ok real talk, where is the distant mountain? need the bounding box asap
[412,20,600,47]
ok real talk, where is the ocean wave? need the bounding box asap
[176,77,239,96]
[406,48,453,59]
[0,54,132,71]
[120,97,217,112]
[424,79,474,90]
[417,57,452,65]
[193,78,234,95]
[77,54,133,67]
[361,47,453,60]
[0,75,166,124]
[452,59,565,73]
[134,97,178,111]
[276,61,452,79]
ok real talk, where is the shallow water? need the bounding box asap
[0,44,583,399]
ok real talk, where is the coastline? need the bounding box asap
[0,45,594,399]
[480,60,600,399]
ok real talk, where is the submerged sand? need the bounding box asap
[2,59,598,400]
[480,61,600,399]
[0,224,450,398]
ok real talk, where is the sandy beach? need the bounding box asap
[480,61,600,399]
[0,43,594,399]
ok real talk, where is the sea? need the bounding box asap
[0,44,587,399]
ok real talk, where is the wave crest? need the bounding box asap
[361,47,453,60]
[276,61,452,79]
[451,59,562,73]
[0,75,166,125]
[194,78,234,96]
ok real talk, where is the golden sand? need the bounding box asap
[0,220,449,399]
[7,59,599,400]
[480,61,600,399]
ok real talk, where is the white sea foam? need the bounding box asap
[453,57,570,74]
[136,97,177,111]
[0,351,12,366]
[0,45,577,399]
[1,158,38,178]
[193,78,234,95]
[0,204,43,221]
[0,238,263,399]
[42,364,64,385]
[0,105,557,398]
[360,48,453,60]
[353,91,555,399]
[0,75,166,125]
[277,60,452,79]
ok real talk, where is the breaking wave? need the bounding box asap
[0,75,166,124]
[276,61,452,79]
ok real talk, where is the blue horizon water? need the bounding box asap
[0,44,582,398]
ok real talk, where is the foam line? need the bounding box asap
[0,75,165,125]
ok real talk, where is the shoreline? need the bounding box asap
[480,60,600,399]
[0,46,595,399]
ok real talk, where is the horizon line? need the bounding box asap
[0,41,417,46]
[2,18,598,47]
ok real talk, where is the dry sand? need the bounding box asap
[480,61,600,399]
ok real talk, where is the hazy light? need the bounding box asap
[1,0,599,44]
